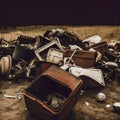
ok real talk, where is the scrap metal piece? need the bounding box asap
[108,40,120,50]
[115,55,120,67]
[37,36,51,47]
[68,45,83,50]
[44,28,65,38]
[43,28,85,49]
[82,35,102,46]
[12,45,35,64]
[113,102,120,113]
[96,92,106,102]
[69,66,105,87]
[60,64,70,71]
[35,40,63,61]
[17,93,23,101]
[63,50,77,66]
[33,61,56,77]
[17,35,40,50]
[25,59,38,79]
[24,65,83,120]
[64,50,97,68]
[0,55,12,75]
[46,48,64,66]
[0,39,16,57]
[8,59,28,80]
[104,62,118,68]
[104,69,115,81]
[89,48,102,62]
[103,51,117,62]
[4,94,17,99]
[89,41,108,55]
[4,93,23,100]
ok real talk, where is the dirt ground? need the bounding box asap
[0,26,120,120]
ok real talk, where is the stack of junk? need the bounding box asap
[0,28,120,120]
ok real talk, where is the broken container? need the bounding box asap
[24,65,83,120]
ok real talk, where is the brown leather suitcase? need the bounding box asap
[90,41,108,54]
[64,50,97,68]
[24,65,83,120]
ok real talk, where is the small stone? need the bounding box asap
[85,102,90,106]
[96,92,106,102]
[106,104,111,108]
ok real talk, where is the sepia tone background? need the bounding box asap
[0,0,120,119]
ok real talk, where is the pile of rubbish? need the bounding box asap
[0,28,120,85]
[0,28,120,115]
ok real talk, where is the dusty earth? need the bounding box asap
[0,26,120,120]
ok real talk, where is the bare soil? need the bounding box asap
[0,26,120,120]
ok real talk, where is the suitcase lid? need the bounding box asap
[64,50,97,59]
[42,65,83,91]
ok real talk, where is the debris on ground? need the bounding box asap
[113,102,120,113]
[0,28,120,120]
[96,92,106,102]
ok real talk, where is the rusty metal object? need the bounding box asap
[12,45,35,64]
[24,65,83,120]
[89,41,108,55]
[35,40,63,61]
[17,35,40,49]
[63,50,76,66]
[64,50,97,68]
[33,62,56,77]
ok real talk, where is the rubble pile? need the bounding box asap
[0,28,119,83]
[0,28,120,119]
